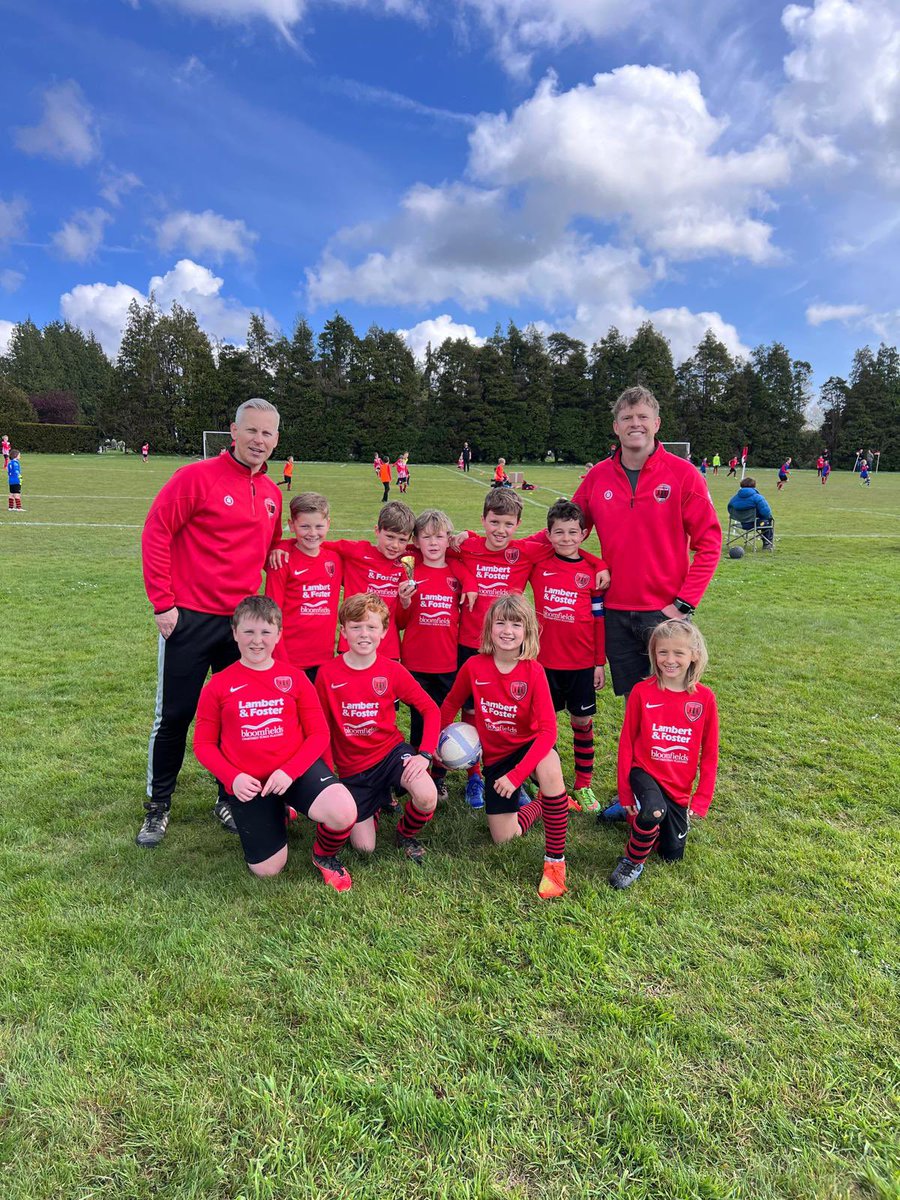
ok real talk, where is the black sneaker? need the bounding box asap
[395,832,426,864]
[136,806,170,848]
[609,856,644,889]
[213,799,239,833]
[435,780,449,803]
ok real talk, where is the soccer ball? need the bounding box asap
[728,545,745,559]
[438,723,481,770]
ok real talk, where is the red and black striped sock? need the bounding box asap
[397,799,433,839]
[571,720,594,789]
[625,821,659,864]
[541,790,568,860]
[313,821,354,858]
[517,797,542,835]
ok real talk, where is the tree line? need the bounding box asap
[1,300,897,466]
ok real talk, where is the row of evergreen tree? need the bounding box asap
[0,300,897,466]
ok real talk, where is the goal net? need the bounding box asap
[203,431,233,459]
[662,441,691,460]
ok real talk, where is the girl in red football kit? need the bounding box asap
[439,594,571,899]
[609,620,719,889]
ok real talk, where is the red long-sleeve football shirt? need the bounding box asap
[617,678,719,815]
[328,539,408,659]
[529,555,606,670]
[265,540,343,669]
[440,656,558,788]
[193,660,330,793]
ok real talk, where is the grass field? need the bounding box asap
[1,455,898,1200]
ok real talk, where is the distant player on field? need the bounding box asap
[776,457,792,490]
[6,449,23,511]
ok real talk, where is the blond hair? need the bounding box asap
[339,593,390,630]
[480,593,541,660]
[414,508,453,538]
[611,385,659,420]
[647,619,709,693]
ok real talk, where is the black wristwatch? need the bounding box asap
[419,751,434,763]
[672,597,695,617]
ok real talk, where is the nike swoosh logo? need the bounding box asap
[646,703,663,709]
[319,776,334,783]
[542,571,556,577]
[293,569,308,576]
[230,685,248,693]
[677,831,687,839]
[330,683,346,689]
[580,704,592,710]
[475,680,491,685]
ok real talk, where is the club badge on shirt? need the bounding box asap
[372,676,388,696]
[654,484,671,503]
[684,700,703,721]
[510,680,528,700]
[274,676,293,692]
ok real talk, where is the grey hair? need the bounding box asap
[611,385,659,419]
[234,398,280,425]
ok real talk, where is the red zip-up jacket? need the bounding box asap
[572,445,721,610]
[142,452,283,615]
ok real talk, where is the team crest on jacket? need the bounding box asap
[274,676,293,692]
[684,700,703,722]
[510,680,528,700]
[504,546,520,564]
[653,484,671,503]
[372,676,388,696]
[603,490,613,500]
[265,498,277,518]
[223,494,234,506]
[575,572,590,589]
[325,561,336,578]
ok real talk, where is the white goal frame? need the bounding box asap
[202,430,233,459]
[662,441,691,460]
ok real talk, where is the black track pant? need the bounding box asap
[146,609,239,810]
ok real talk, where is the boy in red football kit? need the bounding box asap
[440,595,570,899]
[530,499,607,814]
[265,492,343,683]
[316,595,440,863]
[457,488,609,808]
[193,596,357,889]
[397,508,474,801]
[609,619,719,889]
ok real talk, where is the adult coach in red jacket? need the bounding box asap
[137,398,284,848]
[572,386,721,698]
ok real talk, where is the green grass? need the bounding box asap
[1,455,898,1200]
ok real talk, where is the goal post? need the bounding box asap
[662,441,691,460]
[202,431,232,459]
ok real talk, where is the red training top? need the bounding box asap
[398,561,471,673]
[440,655,557,789]
[142,452,283,615]
[316,654,440,777]
[328,539,408,659]
[193,659,330,793]
[572,445,721,611]
[265,540,343,669]
[617,677,719,816]
[529,555,606,670]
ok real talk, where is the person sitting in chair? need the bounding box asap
[728,478,774,548]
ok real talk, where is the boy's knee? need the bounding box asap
[248,857,285,878]
[637,805,665,828]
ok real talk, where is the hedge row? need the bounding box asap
[4,422,100,453]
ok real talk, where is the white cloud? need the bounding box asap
[156,210,258,263]
[396,314,486,359]
[60,259,267,357]
[0,197,28,245]
[14,81,100,166]
[777,0,900,187]
[0,270,25,293]
[99,168,142,207]
[0,320,15,357]
[173,55,212,87]
[470,68,788,263]
[51,208,112,263]
[806,302,868,325]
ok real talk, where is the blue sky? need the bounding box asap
[1,0,898,403]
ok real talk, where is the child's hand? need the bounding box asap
[595,569,611,590]
[624,805,638,817]
[688,808,702,820]
[261,769,292,796]
[464,591,477,611]
[593,665,606,690]
[448,532,468,551]
[233,773,262,803]
[400,754,431,786]
[268,547,290,570]
[493,774,516,799]
[397,579,417,604]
